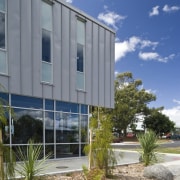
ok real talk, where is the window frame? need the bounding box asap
[76,18,86,91]
[41,0,53,84]
[0,0,8,75]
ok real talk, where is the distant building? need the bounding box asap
[0,0,115,159]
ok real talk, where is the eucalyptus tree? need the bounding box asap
[112,72,156,135]
[144,108,175,136]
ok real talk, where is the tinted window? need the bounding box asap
[0,92,8,103]
[77,43,84,72]
[12,108,43,144]
[45,99,54,110]
[0,12,5,49]
[81,104,88,114]
[56,101,79,113]
[42,29,51,62]
[12,95,43,109]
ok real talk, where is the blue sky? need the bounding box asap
[65,0,180,127]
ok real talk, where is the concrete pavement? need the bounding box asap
[15,147,180,179]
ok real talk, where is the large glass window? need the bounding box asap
[41,1,52,83]
[0,0,7,74]
[12,94,43,109]
[56,101,79,113]
[76,19,85,90]
[45,111,54,143]
[12,109,43,144]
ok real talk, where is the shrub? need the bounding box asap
[15,139,52,180]
[137,130,159,166]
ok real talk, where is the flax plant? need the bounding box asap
[137,130,159,166]
[15,139,52,180]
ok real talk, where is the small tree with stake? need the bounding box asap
[0,92,16,179]
[84,107,117,178]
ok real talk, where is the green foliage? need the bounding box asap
[112,72,156,135]
[0,85,16,180]
[137,130,159,166]
[15,139,52,180]
[144,108,175,135]
[84,108,116,177]
[82,166,105,180]
[0,142,16,179]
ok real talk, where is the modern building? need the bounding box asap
[0,0,115,159]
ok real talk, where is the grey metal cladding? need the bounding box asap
[3,0,115,108]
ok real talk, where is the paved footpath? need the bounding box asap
[15,149,180,179]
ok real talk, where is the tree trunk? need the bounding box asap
[0,127,4,179]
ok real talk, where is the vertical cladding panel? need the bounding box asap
[104,31,111,108]
[98,27,105,107]
[20,0,32,96]
[0,76,9,91]
[110,33,115,108]
[31,0,42,97]
[7,0,21,94]
[61,6,70,102]
[92,23,99,106]
[42,84,53,99]
[69,11,77,103]
[85,20,92,105]
[53,3,62,100]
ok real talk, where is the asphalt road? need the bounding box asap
[111,140,180,149]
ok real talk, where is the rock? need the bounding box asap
[143,164,173,180]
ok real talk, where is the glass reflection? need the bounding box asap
[0,12,5,49]
[56,112,79,143]
[45,145,54,159]
[0,50,7,74]
[45,99,54,110]
[56,101,79,113]
[12,95,43,109]
[81,115,88,142]
[0,0,5,11]
[77,43,84,72]
[12,109,43,144]
[42,29,51,62]
[41,1,52,31]
[56,144,79,158]
[45,111,54,143]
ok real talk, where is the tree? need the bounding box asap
[144,108,175,136]
[84,107,116,178]
[112,72,156,135]
[0,86,16,179]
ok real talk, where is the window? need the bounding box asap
[0,0,7,74]
[76,19,85,90]
[41,1,52,83]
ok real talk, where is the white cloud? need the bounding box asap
[145,89,157,95]
[173,99,180,105]
[149,6,160,17]
[163,4,180,13]
[162,106,180,127]
[114,71,119,77]
[98,11,126,30]
[115,36,159,62]
[140,40,158,50]
[138,52,175,63]
[65,0,73,3]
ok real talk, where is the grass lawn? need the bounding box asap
[156,147,180,154]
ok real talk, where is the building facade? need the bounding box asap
[0,0,115,159]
